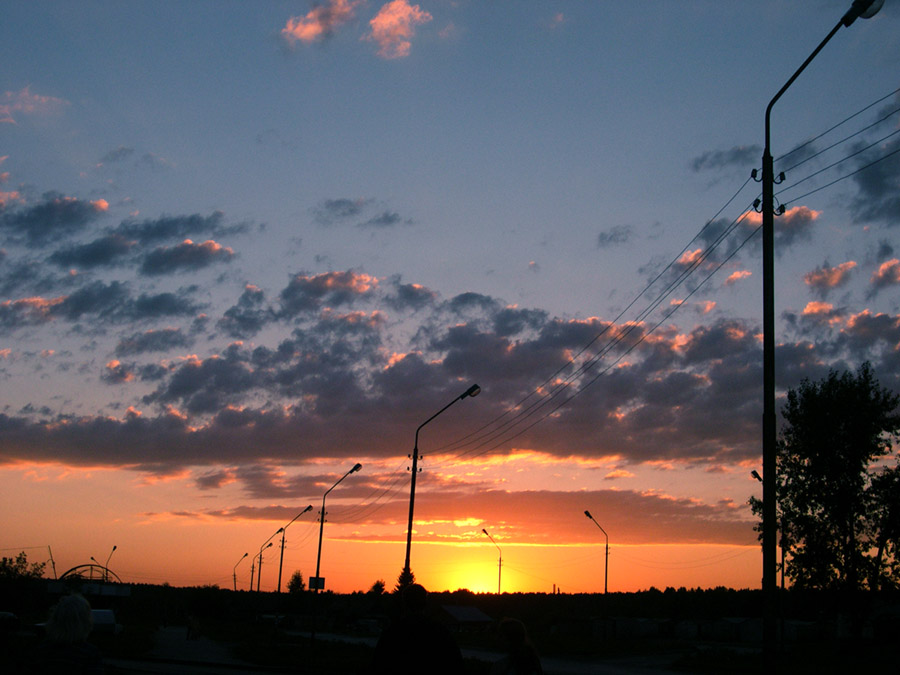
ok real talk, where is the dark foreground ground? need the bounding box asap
[3,581,899,673]
[5,618,899,675]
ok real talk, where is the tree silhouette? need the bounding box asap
[287,570,306,594]
[750,363,900,591]
[0,551,45,580]
[394,566,415,593]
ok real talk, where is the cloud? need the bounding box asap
[314,198,372,225]
[48,233,135,269]
[279,270,378,316]
[101,359,136,384]
[803,260,856,297]
[366,0,432,59]
[597,225,633,248]
[115,211,234,244]
[115,328,193,356]
[870,258,900,295]
[359,210,407,228]
[99,146,135,164]
[725,270,751,286]
[218,284,275,338]
[0,192,108,246]
[690,145,761,172]
[0,86,69,124]
[281,0,362,45]
[851,137,900,225]
[312,198,409,229]
[741,206,820,249]
[139,239,234,276]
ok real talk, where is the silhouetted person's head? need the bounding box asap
[46,594,93,645]
[401,583,428,614]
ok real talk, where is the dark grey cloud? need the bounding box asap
[0,192,107,246]
[313,198,372,225]
[115,328,193,356]
[446,292,498,315]
[851,137,900,225]
[492,306,548,337]
[774,206,819,248]
[48,233,135,269]
[597,225,633,248]
[53,280,130,320]
[312,198,410,229]
[383,277,437,312]
[690,145,761,172]
[359,211,407,228]
[195,468,235,490]
[115,211,238,244]
[218,285,275,338]
[139,239,234,275]
[99,146,135,163]
[101,360,135,385]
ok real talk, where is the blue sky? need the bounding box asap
[1,1,899,591]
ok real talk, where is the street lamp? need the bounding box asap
[311,462,362,642]
[403,383,481,583]
[482,528,502,594]
[277,505,314,594]
[757,1,882,668]
[256,536,280,593]
[104,545,117,582]
[584,510,609,595]
[233,552,248,592]
[313,463,363,594]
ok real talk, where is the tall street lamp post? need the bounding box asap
[403,384,481,583]
[482,528,502,594]
[233,552,248,592]
[277,505,313,594]
[758,1,883,668]
[312,462,362,641]
[256,536,279,592]
[104,545,117,582]
[584,510,609,595]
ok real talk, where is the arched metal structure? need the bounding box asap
[59,563,122,583]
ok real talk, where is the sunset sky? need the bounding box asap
[2,1,899,595]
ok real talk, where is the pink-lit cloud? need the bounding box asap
[281,0,362,45]
[366,0,433,59]
[870,259,900,293]
[804,260,856,295]
[725,270,751,286]
[1,86,69,124]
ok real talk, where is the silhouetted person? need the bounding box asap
[38,594,105,674]
[371,583,464,675]
[490,617,542,675]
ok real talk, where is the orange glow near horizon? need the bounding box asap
[1,457,763,594]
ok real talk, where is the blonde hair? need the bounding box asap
[46,594,93,644]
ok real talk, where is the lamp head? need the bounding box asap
[751,470,763,483]
[111,545,117,552]
[304,504,313,513]
[462,384,481,399]
[482,528,489,535]
[584,510,593,519]
[351,463,362,473]
[843,0,884,26]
